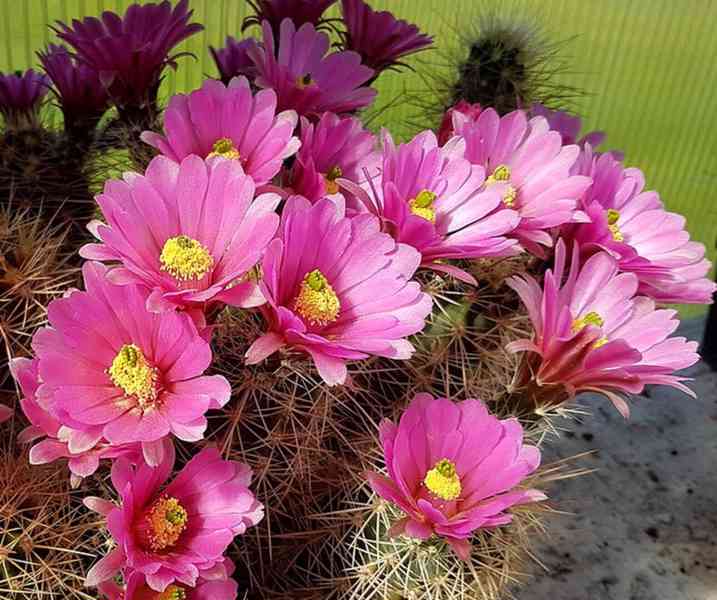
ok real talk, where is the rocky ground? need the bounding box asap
[521,318,717,600]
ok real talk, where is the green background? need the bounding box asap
[1,0,715,317]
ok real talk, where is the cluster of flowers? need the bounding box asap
[2,0,713,597]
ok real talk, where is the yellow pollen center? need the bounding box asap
[207,137,241,160]
[593,336,609,349]
[486,164,511,185]
[293,269,340,326]
[409,189,437,223]
[296,73,313,89]
[160,235,214,281]
[606,209,624,242]
[108,344,157,405]
[324,165,343,195]
[156,585,187,600]
[145,496,188,552]
[502,185,518,207]
[424,458,461,501]
[571,310,604,333]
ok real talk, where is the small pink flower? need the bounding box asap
[85,445,263,592]
[249,18,377,117]
[289,112,378,202]
[437,100,483,146]
[453,107,592,255]
[30,262,230,461]
[507,240,700,416]
[562,147,716,305]
[81,154,280,313]
[340,0,433,72]
[245,197,432,385]
[366,393,543,562]
[141,77,299,186]
[0,69,49,128]
[209,37,260,85]
[530,103,607,149]
[243,0,336,39]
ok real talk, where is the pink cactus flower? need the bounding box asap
[452,107,592,255]
[245,197,432,385]
[437,100,483,146]
[29,261,230,463]
[141,77,300,186]
[11,357,140,485]
[120,567,239,600]
[289,112,378,202]
[84,444,263,592]
[210,37,260,85]
[55,0,202,113]
[530,103,607,149]
[366,393,543,562]
[340,0,433,72]
[351,130,522,284]
[243,0,336,39]
[506,240,700,416]
[81,154,280,314]
[0,69,49,128]
[562,148,715,305]
[249,19,377,117]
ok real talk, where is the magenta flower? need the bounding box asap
[141,77,299,187]
[0,69,49,128]
[245,197,432,385]
[30,261,230,462]
[366,393,543,561]
[84,444,263,592]
[38,44,109,136]
[453,107,592,255]
[340,0,433,72]
[81,155,280,313]
[289,112,377,202]
[243,0,336,38]
[55,0,202,114]
[210,36,260,85]
[562,148,716,304]
[437,100,483,146]
[352,131,521,284]
[11,357,140,485]
[530,103,607,149]
[249,19,377,117]
[121,565,239,600]
[507,240,700,416]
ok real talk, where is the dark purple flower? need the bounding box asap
[55,0,203,116]
[243,0,336,39]
[209,36,260,85]
[0,69,49,129]
[340,0,433,72]
[38,44,109,136]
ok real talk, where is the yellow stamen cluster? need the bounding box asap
[408,189,437,223]
[207,137,240,160]
[593,337,609,349]
[502,185,518,208]
[606,208,624,242]
[324,165,343,195]
[108,344,157,406]
[144,496,188,552]
[486,164,511,185]
[296,73,313,89]
[160,235,214,281]
[424,458,461,501]
[156,585,187,600]
[571,310,604,333]
[294,269,340,326]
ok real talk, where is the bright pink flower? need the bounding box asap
[84,445,263,592]
[530,103,606,149]
[141,77,299,186]
[209,37,260,85]
[55,0,202,113]
[81,154,280,313]
[121,568,239,600]
[0,69,49,128]
[366,393,542,561]
[289,112,377,202]
[249,19,377,117]
[244,0,336,38]
[437,100,483,146]
[453,107,592,255]
[352,131,521,284]
[507,240,700,416]
[245,197,432,385]
[340,0,433,72]
[562,148,715,304]
[30,262,230,461]
[11,357,140,484]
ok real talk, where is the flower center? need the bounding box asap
[486,164,511,185]
[571,310,604,333]
[156,585,187,600]
[293,269,340,326]
[502,185,517,207]
[606,209,624,242]
[208,137,240,160]
[296,73,313,89]
[424,458,461,501]
[108,344,157,406]
[324,165,343,195]
[142,495,188,552]
[160,235,214,281]
[408,189,437,223]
